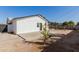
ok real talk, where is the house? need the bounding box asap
[7,14,48,34]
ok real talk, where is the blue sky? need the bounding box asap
[0,6,79,24]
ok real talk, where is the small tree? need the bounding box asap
[62,21,68,29]
[68,21,75,29]
[62,21,68,26]
[41,23,49,45]
[62,21,75,29]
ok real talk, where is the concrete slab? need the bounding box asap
[19,32,43,42]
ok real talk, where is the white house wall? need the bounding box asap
[8,24,13,32]
[8,20,16,33]
[16,16,46,34]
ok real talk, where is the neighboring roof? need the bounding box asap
[11,14,49,22]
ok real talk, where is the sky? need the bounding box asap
[0,6,79,24]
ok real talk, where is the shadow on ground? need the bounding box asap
[42,30,79,52]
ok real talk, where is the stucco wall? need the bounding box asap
[7,20,16,33]
[16,16,46,34]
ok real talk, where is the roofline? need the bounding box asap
[37,14,49,22]
[10,14,49,22]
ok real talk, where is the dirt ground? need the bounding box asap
[43,30,79,52]
[0,33,42,52]
[0,29,79,52]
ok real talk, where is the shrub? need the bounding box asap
[41,24,49,44]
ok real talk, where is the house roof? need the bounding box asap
[10,14,49,22]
